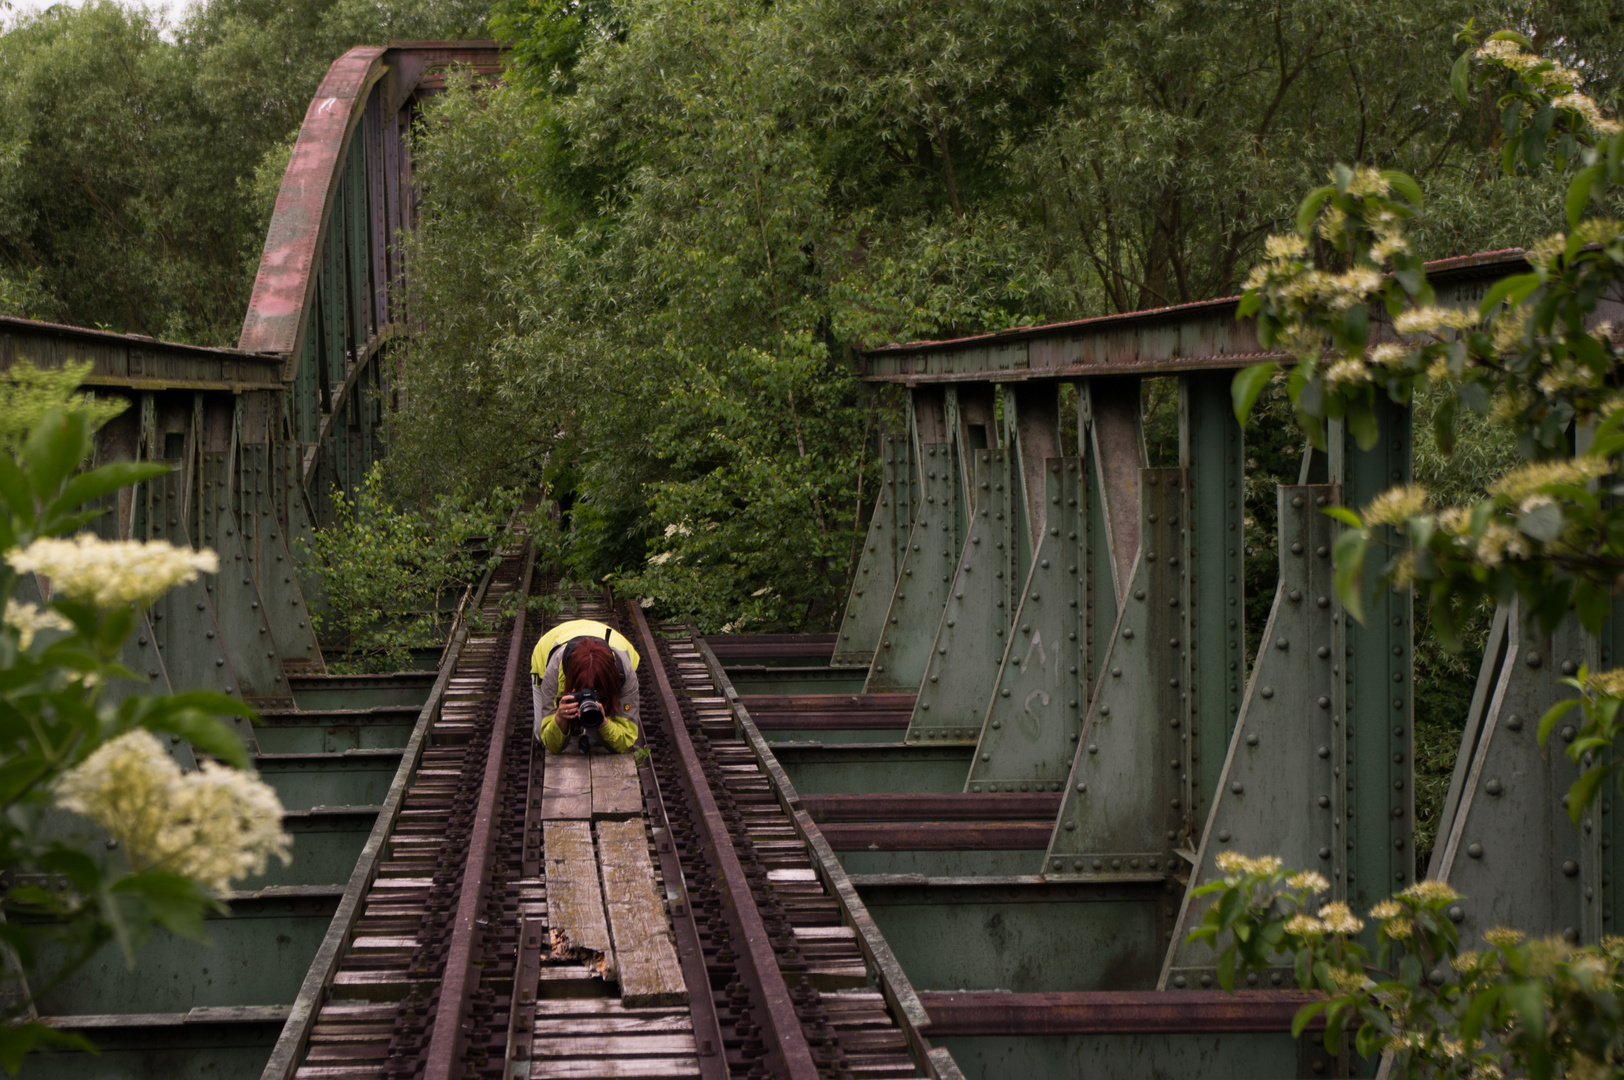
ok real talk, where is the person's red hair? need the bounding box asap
[564,638,621,715]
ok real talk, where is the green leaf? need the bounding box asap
[1567,163,1603,228]
[1450,50,1472,106]
[112,871,215,942]
[1566,765,1611,823]
[1380,170,1424,208]
[1231,363,1275,428]
[1296,186,1335,238]
[1346,402,1378,451]
[47,461,170,521]
[0,1023,96,1073]
[1478,273,1540,317]
[138,710,250,770]
[1538,698,1580,746]
[1321,506,1363,528]
[1332,529,1368,625]
[1486,28,1534,48]
[1516,502,1563,541]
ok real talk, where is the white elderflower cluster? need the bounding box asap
[1553,92,1622,135]
[1362,484,1429,528]
[1477,40,1584,92]
[7,536,216,610]
[1318,901,1365,935]
[4,599,72,649]
[1393,306,1479,336]
[1214,851,1282,876]
[54,730,291,895]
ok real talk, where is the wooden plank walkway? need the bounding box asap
[541,821,615,977]
[597,819,686,1006]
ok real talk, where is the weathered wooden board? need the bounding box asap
[590,752,642,818]
[531,1015,692,1036]
[596,819,687,1006]
[541,821,615,978]
[530,1033,697,1057]
[530,1057,700,1079]
[540,753,591,820]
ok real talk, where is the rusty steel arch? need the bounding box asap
[240,41,503,525]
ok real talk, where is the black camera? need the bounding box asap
[571,688,605,728]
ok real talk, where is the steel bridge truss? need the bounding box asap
[842,249,1624,983]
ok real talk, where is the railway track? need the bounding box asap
[270,535,951,1080]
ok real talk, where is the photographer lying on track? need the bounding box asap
[531,618,641,754]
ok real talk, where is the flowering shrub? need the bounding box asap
[1231,28,1624,814]
[0,385,289,1068]
[1194,855,1624,1079]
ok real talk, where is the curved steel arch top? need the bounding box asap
[238,41,503,368]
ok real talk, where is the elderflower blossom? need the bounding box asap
[1324,359,1368,386]
[1394,306,1479,336]
[1400,880,1460,904]
[648,550,674,566]
[1343,167,1391,198]
[1285,914,1325,936]
[1215,851,1283,876]
[1369,899,1404,920]
[1585,669,1624,697]
[1575,218,1623,247]
[1452,950,1483,972]
[1287,871,1329,892]
[1325,967,1372,994]
[1437,506,1472,535]
[1371,233,1411,263]
[1388,551,1417,588]
[53,730,291,896]
[1553,93,1623,135]
[1368,343,1413,368]
[4,599,72,649]
[1362,485,1428,527]
[1537,359,1603,394]
[1264,234,1308,260]
[8,536,217,610]
[1318,902,1365,935]
[1529,232,1569,268]
[1476,524,1530,566]
[1489,458,1612,502]
[1485,926,1526,949]
[1477,40,1584,90]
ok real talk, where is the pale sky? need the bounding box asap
[2,0,193,29]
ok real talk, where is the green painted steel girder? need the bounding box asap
[833,434,916,668]
[905,449,1018,744]
[1162,485,1341,990]
[1179,372,1246,820]
[964,458,1086,792]
[1432,602,1591,947]
[1045,468,1191,879]
[866,443,962,693]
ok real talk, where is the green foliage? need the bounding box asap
[0,391,267,1066]
[1194,858,1624,1080]
[0,360,125,452]
[0,0,488,343]
[399,0,1601,630]
[305,465,524,672]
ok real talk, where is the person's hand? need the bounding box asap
[557,694,581,731]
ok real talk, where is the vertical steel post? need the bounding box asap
[1179,372,1247,827]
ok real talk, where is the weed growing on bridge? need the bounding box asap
[0,390,288,1068]
[1195,854,1624,1079]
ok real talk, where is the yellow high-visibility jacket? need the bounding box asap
[530,619,641,754]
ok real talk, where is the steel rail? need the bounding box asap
[624,614,731,1080]
[423,544,535,1080]
[628,603,824,1080]
[259,542,505,1080]
[694,637,963,1080]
